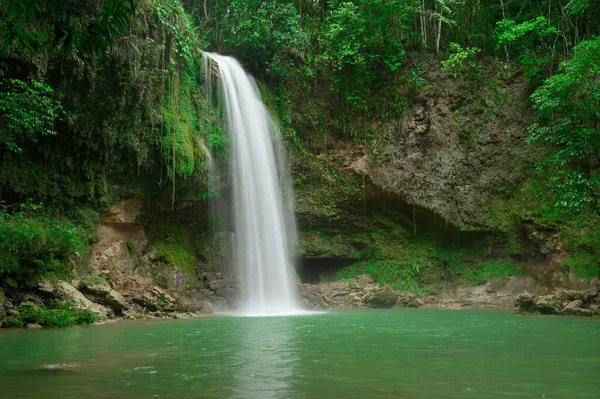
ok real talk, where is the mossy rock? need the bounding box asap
[363,286,398,308]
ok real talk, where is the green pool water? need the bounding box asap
[0,309,598,399]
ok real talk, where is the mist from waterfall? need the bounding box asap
[203,52,303,316]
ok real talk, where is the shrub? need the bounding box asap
[1,301,98,328]
[441,42,481,79]
[0,211,88,281]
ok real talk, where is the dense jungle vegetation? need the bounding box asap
[0,0,598,287]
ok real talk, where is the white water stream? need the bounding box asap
[203,53,303,316]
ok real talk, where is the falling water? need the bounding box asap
[203,53,302,316]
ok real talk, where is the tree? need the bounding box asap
[0,0,137,59]
[528,36,600,217]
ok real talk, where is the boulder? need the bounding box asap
[105,290,128,313]
[516,290,598,316]
[175,292,207,313]
[131,286,177,312]
[515,292,538,314]
[55,281,110,319]
[397,291,421,308]
[37,279,55,294]
[534,294,560,315]
[78,277,129,313]
[363,286,398,308]
[562,300,592,316]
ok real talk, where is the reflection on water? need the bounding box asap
[232,317,297,399]
[1,310,599,399]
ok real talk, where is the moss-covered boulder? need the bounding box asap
[55,281,110,320]
[515,289,599,316]
[131,286,177,313]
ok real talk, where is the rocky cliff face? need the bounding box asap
[0,200,239,328]
[296,58,535,233]
[290,57,584,293]
[359,64,533,230]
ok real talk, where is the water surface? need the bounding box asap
[1,310,598,398]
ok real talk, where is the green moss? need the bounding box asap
[155,242,197,275]
[80,275,108,288]
[308,207,527,292]
[460,259,524,286]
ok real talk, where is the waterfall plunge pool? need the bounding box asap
[1,309,598,399]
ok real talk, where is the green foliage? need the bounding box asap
[2,301,97,328]
[0,210,91,282]
[154,295,171,312]
[335,259,425,294]
[0,79,64,153]
[494,16,559,82]
[564,253,598,279]
[317,0,408,103]
[441,42,481,79]
[460,259,524,286]
[494,17,558,52]
[202,0,306,80]
[560,215,600,279]
[0,0,137,58]
[0,0,222,213]
[528,36,600,217]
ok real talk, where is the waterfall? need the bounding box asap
[203,53,303,316]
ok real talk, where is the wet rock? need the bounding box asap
[131,286,177,312]
[363,286,398,308]
[7,308,19,316]
[193,272,237,308]
[55,281,110,319]
[171,312,199,320]
[515,292,538,314]
[105,290,129,313]
[19,294,44,309]
[175,292,207,313]
[208,279,227,292]
[123,311,146,320]
[562,300,593,316]
[515,289,599,316]
[27,323,42,329]
[299,278,414,310]
[78,277,129,313]
[37,364,75,372]
[535,295,561,314]
[397,291,421,308]
[37,279,55,294]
